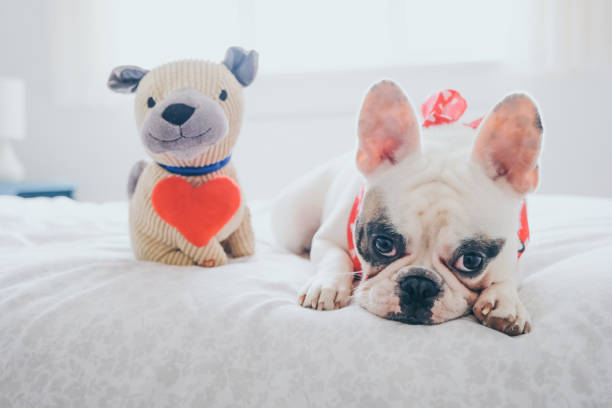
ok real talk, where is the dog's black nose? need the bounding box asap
[162,103,195,126]
[389,275,441,324]
[398,275,440,304]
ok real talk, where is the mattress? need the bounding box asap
[1,194,611,407]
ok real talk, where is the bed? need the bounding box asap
[1,194,611,407]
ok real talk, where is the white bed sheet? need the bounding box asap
[1,194,611,407]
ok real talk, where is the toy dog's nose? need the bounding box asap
[398,275,440,305]
[162,103,195,126]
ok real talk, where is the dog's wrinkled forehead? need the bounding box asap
[358,182,454,264]
[358,155,519,263]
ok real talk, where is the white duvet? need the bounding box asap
[1,194,611,407]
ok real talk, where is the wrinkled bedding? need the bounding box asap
[1,195,611,407]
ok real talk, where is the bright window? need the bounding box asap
[48,0,521,105]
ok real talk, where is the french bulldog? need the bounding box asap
[271,80,543,336]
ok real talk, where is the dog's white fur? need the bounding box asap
[272,81,542,336]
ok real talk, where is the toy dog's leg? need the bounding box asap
[132,228,229,267]
[155,248,197,265]
[222,208,255,258]
[133,230,196,266]
[188,237,229,267]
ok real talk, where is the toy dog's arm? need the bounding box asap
[218,164,255,258]
[127,160,147,199]
[222,206,255,257]
[131,224,229,267]
[176,236,229,267]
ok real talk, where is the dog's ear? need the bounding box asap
[471,93,543,195]
[107,65,149,94]
[356,80,421,175]
[222,46,259,87]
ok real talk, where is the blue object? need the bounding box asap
[157,154,232,176]
[0,182,76,198]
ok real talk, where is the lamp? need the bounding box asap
[0,77,26,182]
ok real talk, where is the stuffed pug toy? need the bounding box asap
[107,46,258,267]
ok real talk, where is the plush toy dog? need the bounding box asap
[107,47,258,267]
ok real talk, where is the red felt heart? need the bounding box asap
[151,176,241,247]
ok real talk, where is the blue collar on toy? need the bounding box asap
[157,155,232,176]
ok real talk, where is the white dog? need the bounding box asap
[272,80,543,336]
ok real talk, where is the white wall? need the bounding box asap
[237,64,612,201]
[2,0,611,202]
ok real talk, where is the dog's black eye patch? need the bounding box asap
[450,237,505,277]
[219,89,227,101]
[147,97,156,108]
[356,217,406,267]
[373,235,396,257]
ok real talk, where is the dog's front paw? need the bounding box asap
[473,283,532,336]
[298,272,353,311]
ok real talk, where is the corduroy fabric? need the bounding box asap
[130,162,254,267]
[128,59,254,266]
[134,60,244,168]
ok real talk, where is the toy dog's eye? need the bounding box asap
[455,252,484,273]
[219,89,227,101]
[373,236,396,257]
[147,97,156,108]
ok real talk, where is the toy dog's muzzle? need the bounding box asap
[141,88,229,160]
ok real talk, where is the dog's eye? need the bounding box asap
[147,97,156,108]
[219,89,227,101]
[373,236,396,257]
[455,252,484,273]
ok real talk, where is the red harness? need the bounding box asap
[347,90,530,272]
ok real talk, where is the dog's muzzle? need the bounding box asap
[387,267,442,324]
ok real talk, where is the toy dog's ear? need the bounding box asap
[222,47,259,87]
[107,65,149,94]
